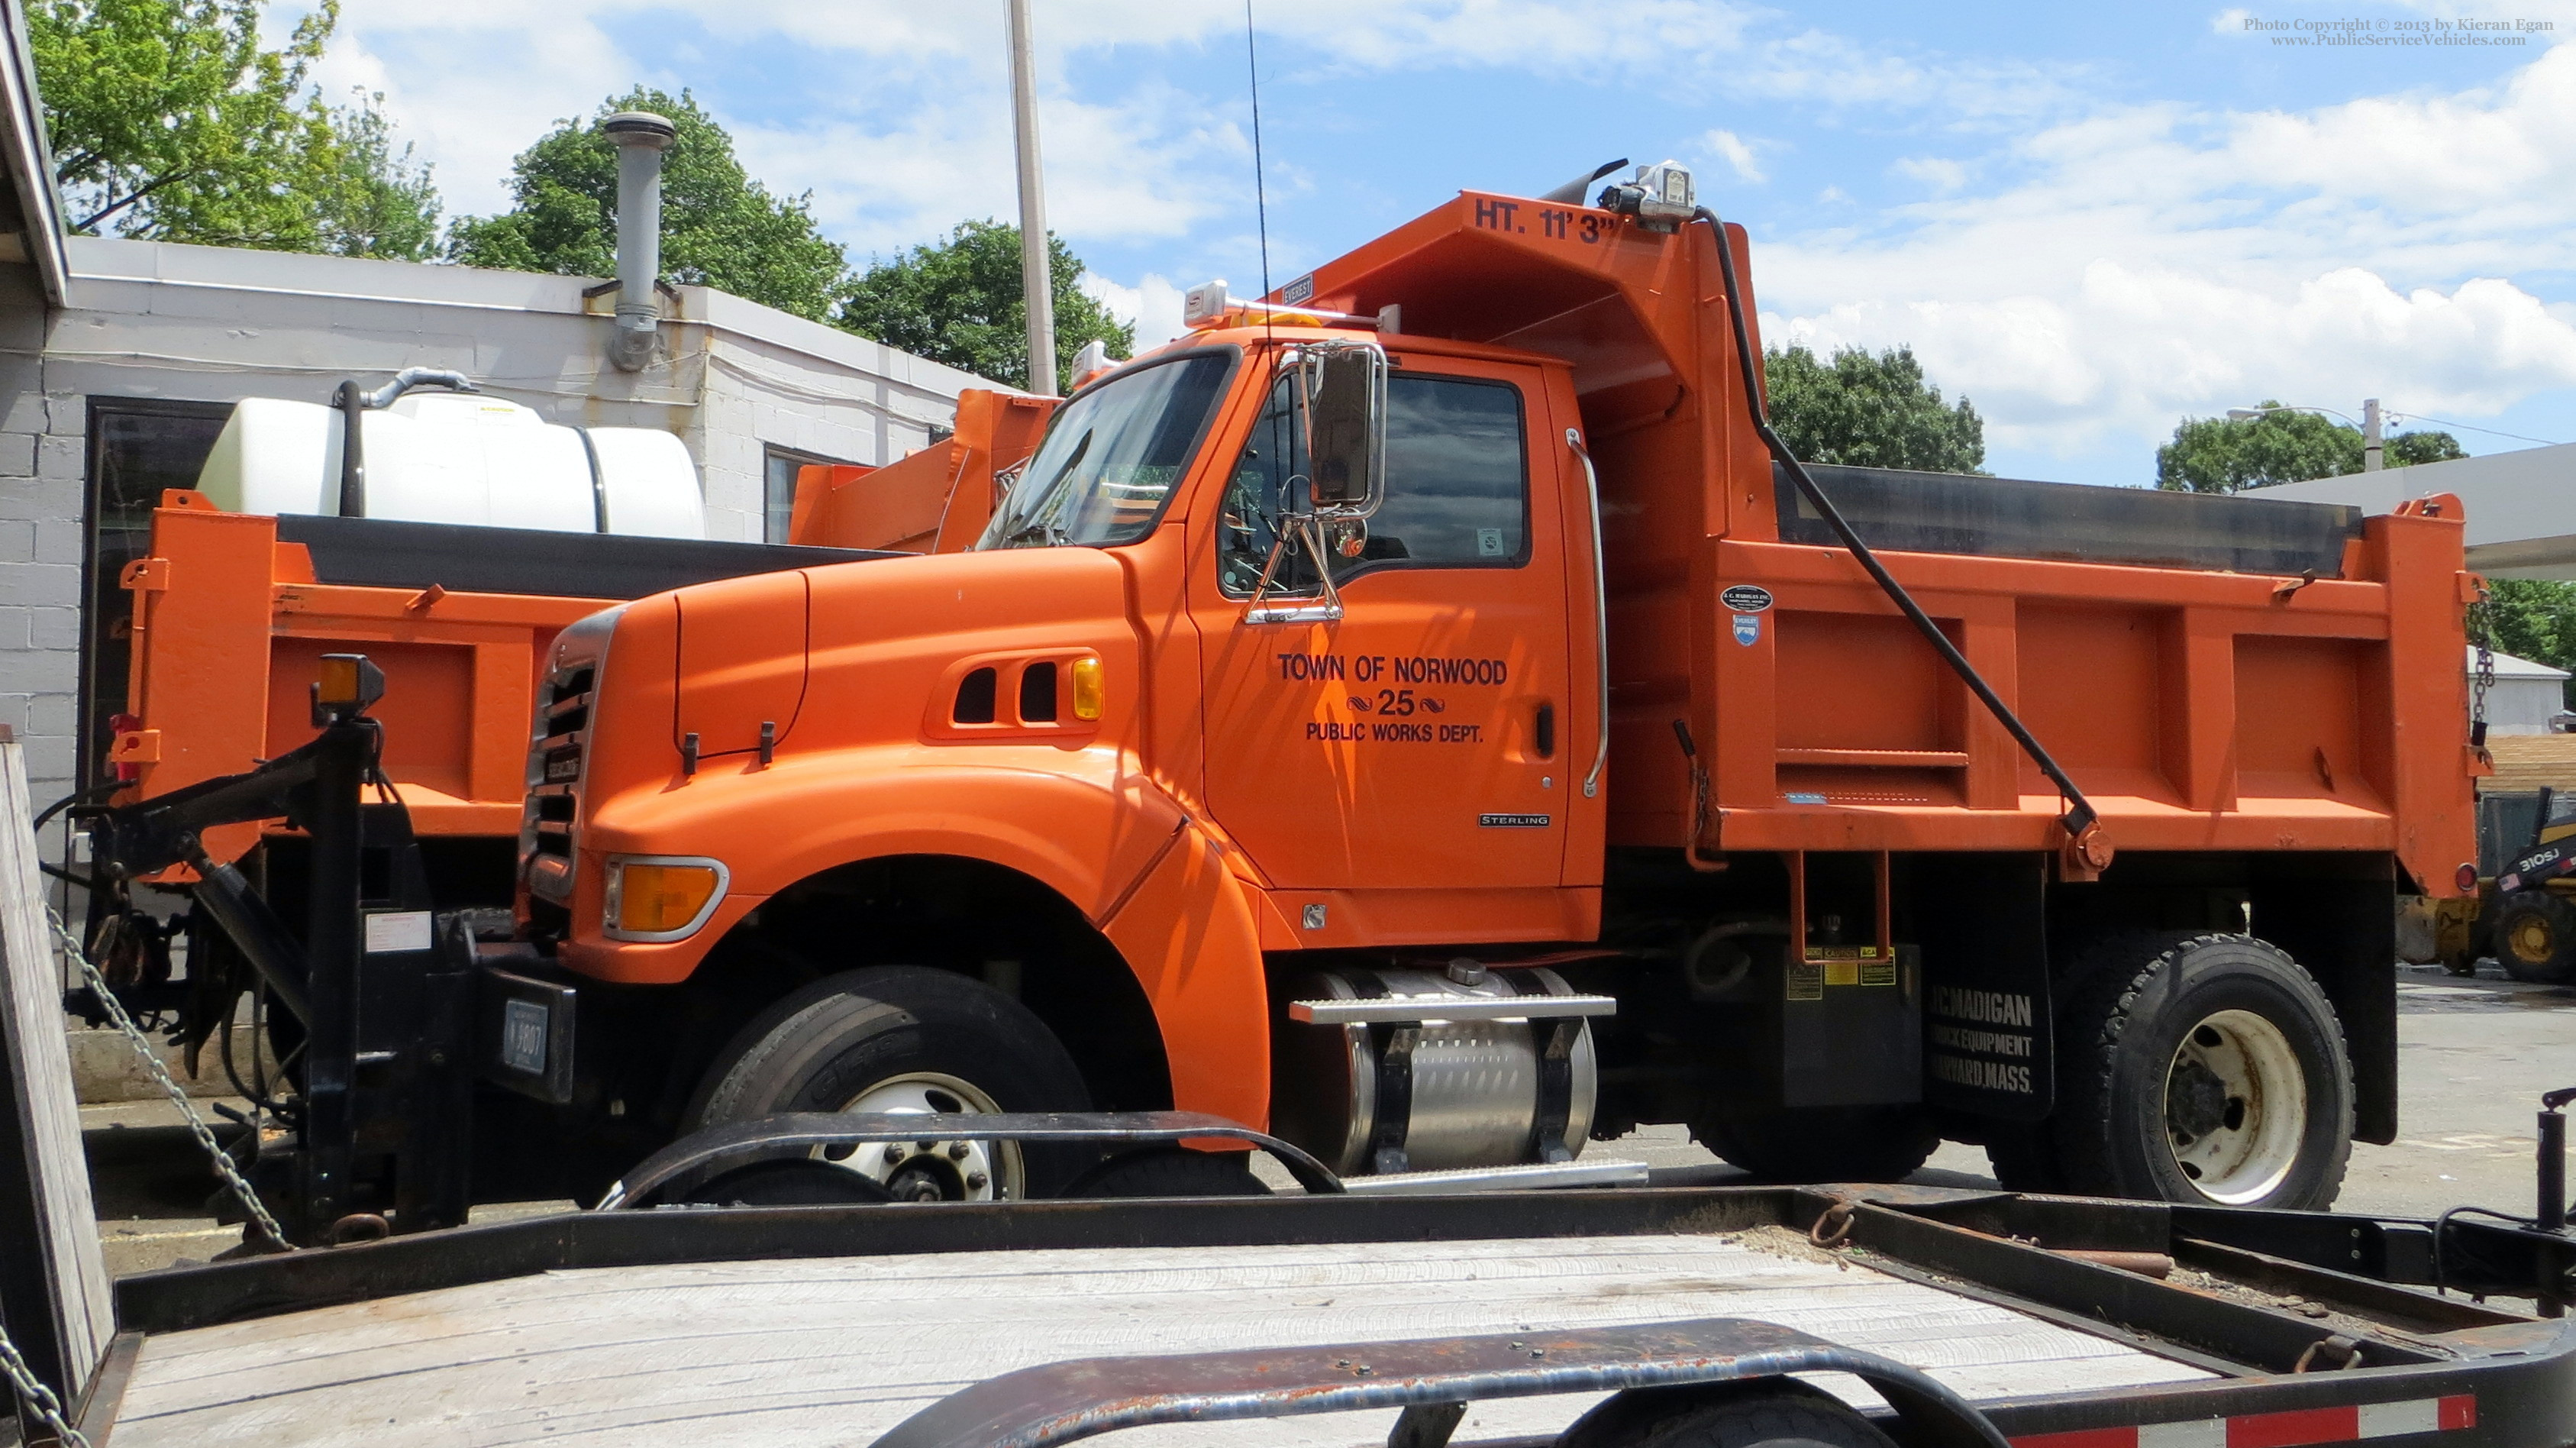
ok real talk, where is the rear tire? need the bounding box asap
[686,965,1094,1200]
[1563,1382,1897,1448]
[1690,1105,1938,1185]
[1982,1123,2068,1194]
[2045,932,2352,1210]
[2490,890,2576,984]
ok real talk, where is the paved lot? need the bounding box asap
[78,960,2576,1273]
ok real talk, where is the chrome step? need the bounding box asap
[1287,994,1618,1025]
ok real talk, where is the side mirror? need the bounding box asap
[1302,343,1385,515]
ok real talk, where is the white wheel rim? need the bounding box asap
[2162,1008,2306,1204]
[822,1071,1022,1203]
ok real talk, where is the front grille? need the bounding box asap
[522,625,614,907]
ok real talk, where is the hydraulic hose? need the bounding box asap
[1691,205,2104,861]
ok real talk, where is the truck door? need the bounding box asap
[1192,357,1573,890]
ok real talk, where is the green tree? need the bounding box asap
[2486,579,2576,706]
[30,0,440,255]
[449,88,845,322]
[2388,429,2469,468]
[303,90,440,260]
[1761,344,1984,474]
[838,220,1136,392]
[2155,404,2465,492]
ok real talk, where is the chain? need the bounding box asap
[2468,582,2497,747]
[0,1317,91,1448]
[47,910,294,1251]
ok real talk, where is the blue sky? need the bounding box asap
[290,0,2574,486]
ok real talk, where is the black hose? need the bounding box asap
[34,781,118,833]
[1692,205,2100,847]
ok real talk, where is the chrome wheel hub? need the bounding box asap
[822,1072,1020,1202]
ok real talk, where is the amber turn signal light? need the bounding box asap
[313,653,386,711]
[604,858,724,938]
[1070,657,1104,720]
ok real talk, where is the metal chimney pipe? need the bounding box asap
[603,110,677,373]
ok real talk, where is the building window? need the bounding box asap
[82,398,233,784]
[764,445,848,545]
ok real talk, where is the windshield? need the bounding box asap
[977,353,1234,550]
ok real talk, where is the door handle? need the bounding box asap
[1536,702,1556,759]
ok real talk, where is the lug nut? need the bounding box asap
[947,1142,970,1160]
[884,1145,907,1165]
[966,1172,988,1190]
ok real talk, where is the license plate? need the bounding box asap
[501,999,549,1075]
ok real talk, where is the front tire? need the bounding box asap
[2491,890,2576,984]
[686,966,1093,1200]
[2044,932,2353,1210]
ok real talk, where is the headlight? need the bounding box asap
[602,855,728,941]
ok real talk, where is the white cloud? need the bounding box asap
[737,81,1250,263]
[1084,272,1188,350]
[1890,156,1966,192]
[1700,129,1766,184]
[1752,44,2576,467]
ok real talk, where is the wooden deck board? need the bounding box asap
[116,1231,2213,1447]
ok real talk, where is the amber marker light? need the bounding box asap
[1070,656,1105,720]
[312,652,385,714]
[602,855,728,941]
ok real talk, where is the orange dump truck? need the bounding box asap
[108,167,2478,1218]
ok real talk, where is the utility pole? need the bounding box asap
[2362,397,2383,472]
[1006,0,1057,396]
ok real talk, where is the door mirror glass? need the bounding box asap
[1302,342,1385,514]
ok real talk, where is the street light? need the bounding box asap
[2225,399,2384,472]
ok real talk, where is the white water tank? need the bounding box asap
[193,392,705,538]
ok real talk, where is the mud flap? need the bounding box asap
[1909,853,2053,1121]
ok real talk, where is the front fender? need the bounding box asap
[560,748,1273,1126]
[1099,820,1273,1130]
[562,742,1186,983]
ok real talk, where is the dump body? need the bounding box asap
[1286,192,2478,884]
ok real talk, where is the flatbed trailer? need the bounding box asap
[62,1178,2576,1448]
